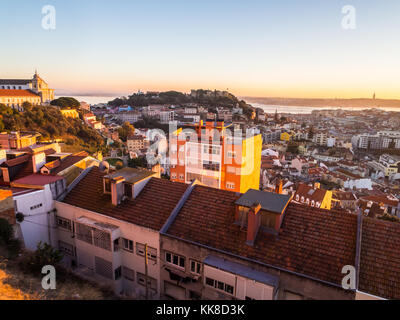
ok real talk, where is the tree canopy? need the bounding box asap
[0,104,105,154]
[50,97,80,109]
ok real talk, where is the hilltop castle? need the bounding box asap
[0,71,55,109]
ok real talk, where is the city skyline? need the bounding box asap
[1,0,400,99]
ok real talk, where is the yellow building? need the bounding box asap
[294,183,333,210]
[60,109,79,118]
[0,90,41,111]
[170,120,262,193]
[280,131,294,142]
[0,71,55,106]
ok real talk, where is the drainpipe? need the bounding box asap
[354,208,363,292]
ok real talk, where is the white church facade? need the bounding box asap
[0,71,55,109]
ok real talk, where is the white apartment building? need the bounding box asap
[159,111,175,124]
[11,174,67,250]
[53,166,188,298]
[115,111,142,124]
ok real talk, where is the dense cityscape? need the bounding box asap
[0,73,399,302]
[1,1,400,314]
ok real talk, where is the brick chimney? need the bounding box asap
[275,179,283,194]
[31,152,46,173]
[111,176,125,206]
[246,203,262,246]
[151,163,161,178]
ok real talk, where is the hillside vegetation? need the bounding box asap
[108,89,256,119]
[0,103,105,154]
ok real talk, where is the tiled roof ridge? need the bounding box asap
[160,180,202,233]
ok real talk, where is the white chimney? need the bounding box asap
[111,176,125,206]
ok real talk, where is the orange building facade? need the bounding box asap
[170,121,262,193]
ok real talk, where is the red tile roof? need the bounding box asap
[43,154,87,175]
[0,154,30,167]
[0,89,40,97]
[360,195,399,207]
[165,185,358,287]
[359,218,400,299]
[12,174,64,186]
[62,167,188,230]
[294,183,327,203]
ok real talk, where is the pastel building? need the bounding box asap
[169,121,262,193]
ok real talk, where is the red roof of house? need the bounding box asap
[359,218,400,299]
[165,185,357,287]
[0,89,40,97]
[294,183,328,203]
[361,195,399,207]
[12,174,64,186]
[62,167,188,230]
[43,154,88,175]
[0,154,30,167]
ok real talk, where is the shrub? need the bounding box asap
[21,242,63,274]
[0,218,13,245]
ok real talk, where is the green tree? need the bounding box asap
[118,122,135,141]
[50,97,80,108]
[128,156,147,168]
[25,242,63,273]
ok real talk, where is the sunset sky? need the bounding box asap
[1,0,399,99]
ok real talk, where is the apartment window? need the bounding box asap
[56,216,72,231]
[76,223,93,245]
[136,243,157,261]
[136,242,145,256]
[58,241,75,257]
[123,238,134,252]
[190,259,201,275]
[171,173,177,179]
[227,151,236,158]
[226,182,235,190]
[93,228,111,251]
[94,256,113,280]
[179,174,184,181]
[165,251,185,269]
[30,203,42,210]
[205,277,234,295]
[203,161,220,171]
[204,145,220,155]
[122,266,135,281]
[137,272,157,292]
[114,266,122,280]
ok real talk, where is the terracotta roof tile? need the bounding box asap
[166,186,358,287]
[0,89,40,97]
[359,218,400,299]
[62,167,188,230]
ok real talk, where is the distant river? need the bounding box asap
[249,103,400,114]
[55,95,113,105]
[57,96,400,114]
